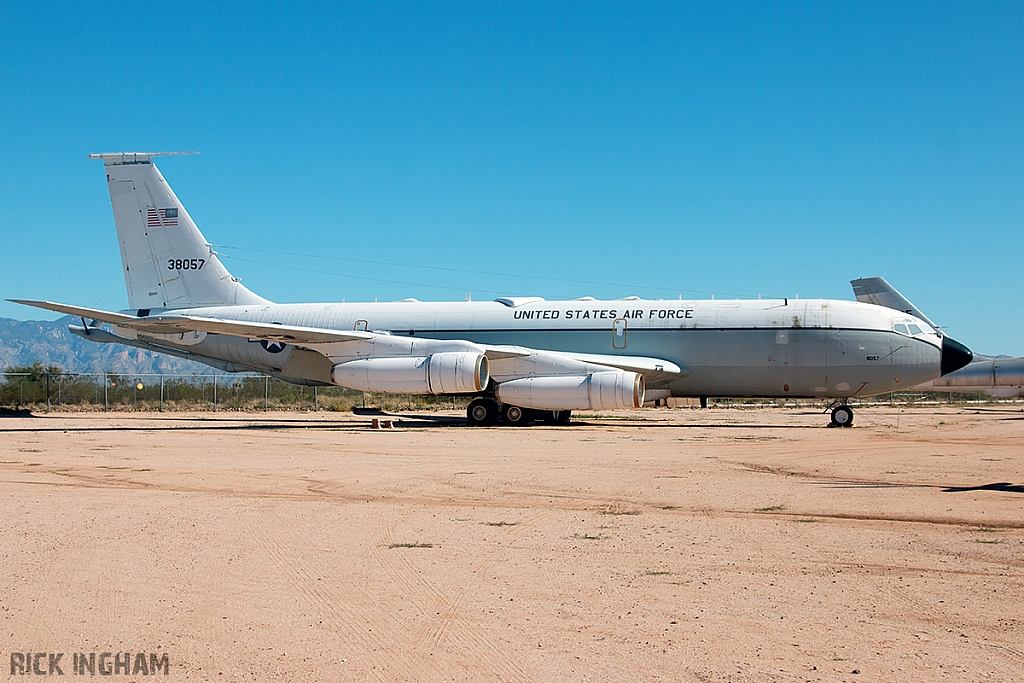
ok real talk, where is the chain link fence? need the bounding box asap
[0,367,474,413]
[2,365,1018,413]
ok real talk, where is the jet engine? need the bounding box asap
[331,352,488,394]
[494,370,643,411]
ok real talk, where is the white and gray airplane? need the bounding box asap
[917,356,1024,398]
[852,277,1022,398]
[11,152,973,427]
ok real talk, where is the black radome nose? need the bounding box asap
[940,337,973,376]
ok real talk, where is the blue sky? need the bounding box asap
[1,1,1022,354]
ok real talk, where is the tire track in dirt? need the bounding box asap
[981,642,1024,663]
[15,464,1024,531]
[365,504,535,683]
[366,505,451,683]
[244,513,396,682]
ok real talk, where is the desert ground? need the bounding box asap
[0,405,1021,682]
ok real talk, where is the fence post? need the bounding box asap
[314,385,318,412]
[264,376,269,411]
[160,374,164,412]
[103,373,108,412]
[46,373,51,412]
[213,374,218,412]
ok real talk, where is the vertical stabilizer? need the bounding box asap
[850,276,939,332]
[89,152,269,310]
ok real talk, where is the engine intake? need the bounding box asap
[495,371,644,411]
[331,352,488,394]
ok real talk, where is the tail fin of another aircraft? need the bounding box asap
[89,152,269,311]
[850,276,940,333]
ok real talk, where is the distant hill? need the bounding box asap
[0,316,217,375]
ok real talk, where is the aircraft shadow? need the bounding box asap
[0,417,829,432]
[658,422,820,429]
[943,482,1024,495]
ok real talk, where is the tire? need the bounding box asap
[467,398,498,426]
[830,405,854,428]
[502,404,529,426]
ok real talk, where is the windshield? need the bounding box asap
[893,320,936,338]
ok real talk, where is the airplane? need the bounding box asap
[916,356,1024,398]
[10,152,973,428]
[852,277,1022,398]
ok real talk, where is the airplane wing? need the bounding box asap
[9,299,371,344]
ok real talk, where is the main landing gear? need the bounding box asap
[467,398,499,426]
[466,398,571,427]
[829,403,854,428]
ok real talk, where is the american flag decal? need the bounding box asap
[146,207,179,227]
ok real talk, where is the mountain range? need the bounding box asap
[0,316,215,375]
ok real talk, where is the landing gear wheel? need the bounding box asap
[830,405,854,428]
[467,398,499,426]
[502,404,530,426]
[541,410,572,425]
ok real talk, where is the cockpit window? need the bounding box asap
[893,321,936,338]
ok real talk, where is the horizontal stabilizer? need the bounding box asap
[88,151,198,163]
[9,299,370,344]
[8,299,140,325]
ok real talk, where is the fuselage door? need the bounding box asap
[612,318,627,350]
[354,320,368,332]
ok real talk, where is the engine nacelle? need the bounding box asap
[494,371,644,411]
[330,353,488,394]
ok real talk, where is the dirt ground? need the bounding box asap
[0,405,1021,682]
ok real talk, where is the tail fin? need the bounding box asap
[90,152,269,310]
[850,276,939,332]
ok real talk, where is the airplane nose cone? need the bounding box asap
[940,337,973,376]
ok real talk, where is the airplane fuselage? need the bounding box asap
[112,297,944,399]
[915,356,1024,398]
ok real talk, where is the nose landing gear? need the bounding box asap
[829,404,854,428]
